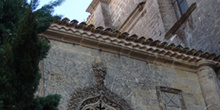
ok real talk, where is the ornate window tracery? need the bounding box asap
[68,62,133,110]
[80,94,121,110]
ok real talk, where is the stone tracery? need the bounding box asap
[68,62,133,110]
[80,94,122,110]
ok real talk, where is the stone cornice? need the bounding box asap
[40,21,220,70]
[86,0,111,13]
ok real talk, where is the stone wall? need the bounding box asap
[86,0,165,40]
[93,3,106,27]
[107,0,166,40]
[40,40,206,110]
[87,0,144,29]
[167,0,220,55]
[87,0,220,55]
[128,0,165,40]
[108,0,143,29]
[157,0,179,32]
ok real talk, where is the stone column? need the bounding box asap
[197,61,220,110]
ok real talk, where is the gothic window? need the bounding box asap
[172,0,189,18]
[157,87,186,110]
[79,94,123,110]
[84,105,96,110]
[68,62,133,110]
[82,101,115,110]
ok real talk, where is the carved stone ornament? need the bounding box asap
[156,86,186,110]
[92,62,107,90]
[67,62,133,110]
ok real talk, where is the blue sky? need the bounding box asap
[38,0,93,22]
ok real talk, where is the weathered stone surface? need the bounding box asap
[88,0,220,56]
[38,40,207,109]
[197,65,220,110]
[167,0,220,55]
[128,0,165,40]
[87,0,165,40]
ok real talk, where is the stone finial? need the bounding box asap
[92,61,107,90]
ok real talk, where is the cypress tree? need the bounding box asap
[0,0,64,109]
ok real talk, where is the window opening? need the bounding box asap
[171,0,189,18]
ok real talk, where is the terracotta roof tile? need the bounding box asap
[46,18,220,63]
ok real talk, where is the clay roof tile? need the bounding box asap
[50,18,220,63]
[207,53,216,60]
[195,50,203,57]
[84,24,95,31]
[201,52,210,58]
[75,22,86,29]
[158,42,168,48]
[104,28,114,36]
[105,28,113,32]
[151,40,160,46]
[136,37,146,43]
[214,55,220,62]
[126,34,138,41]
[118,32,129,39]
[93,26,104,33]
[188,49,197,55]
[68,20,78,27]
[143,38,153,45]
[111,30,120,37]
[60,18,70,25]
[167,43,175,50]
[183,47,190,53]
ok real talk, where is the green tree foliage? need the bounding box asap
[0,0,26,44]
[0,0,64,109]
[0,0,64,44]
[25,95,61,110]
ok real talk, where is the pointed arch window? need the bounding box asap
[79,94,123,110]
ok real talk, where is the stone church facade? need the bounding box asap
[38,0,220,110]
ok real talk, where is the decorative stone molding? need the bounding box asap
[67,62,133,110]
[92,62,106,90]
[80,93,123,110]
[197,60,217,70]
[68,86,133,110]
[156,86,186,110]
[41,17,220,70]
